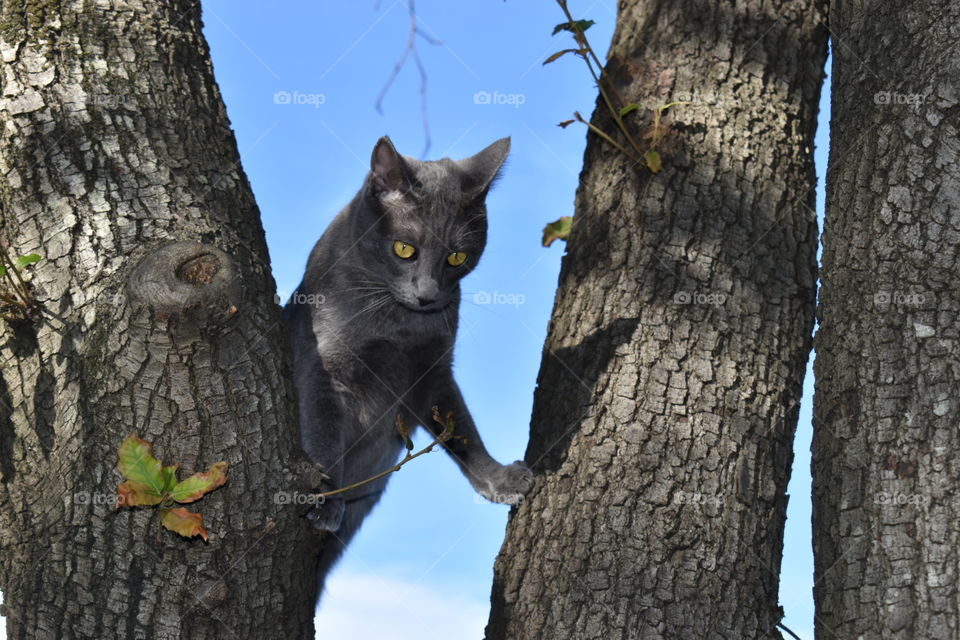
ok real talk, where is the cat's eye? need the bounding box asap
[447,252,468,267]
[393,241,416,259]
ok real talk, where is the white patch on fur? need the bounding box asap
[379,190,414,215]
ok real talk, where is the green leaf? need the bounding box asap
[117,434,171,499]
[0,266,6,277]
[160,507,209,541]
[542,216,574,248]
[444,412,456,434]
[169,461,229,504]
[160,464,179,494]
[15,254,41,268]
[116,480,165,508]
[619,103,639,117]
[552,19,595,35]
[644,150,662,173]
[574,19,595,32]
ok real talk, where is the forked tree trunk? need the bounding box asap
[486,1,827,637]
[0,2,319,638]
[812,1,960,637]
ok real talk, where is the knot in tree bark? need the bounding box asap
[127,241,241,330]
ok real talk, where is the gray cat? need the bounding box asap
[283,136,534,596]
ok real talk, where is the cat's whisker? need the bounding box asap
[351,293,394,321]
[440,305,454,340]
[336,286,386,295]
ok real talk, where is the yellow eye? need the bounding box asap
[393,241,416,259]
[447,252,467,267]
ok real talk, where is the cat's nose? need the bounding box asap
[416,296,435,307]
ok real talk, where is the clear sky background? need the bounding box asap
[0,2,830,639]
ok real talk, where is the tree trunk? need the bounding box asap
[812,1,960,638]
[486,1,827,638]
[0,2,320,638]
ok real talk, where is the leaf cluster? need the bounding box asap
[541,1,690,247]
[116,434,228,541]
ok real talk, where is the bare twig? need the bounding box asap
[776,622,802,640]
[374,0,440,158]
[312,406,456,500]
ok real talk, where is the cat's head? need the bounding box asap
[357,136,510,313]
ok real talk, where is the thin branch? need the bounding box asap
[556,0,643,156]
[312,433,448,500]
[374,0,439,158]
[312,406,456,500]
[575,112,644,165]
[776,622,802,640]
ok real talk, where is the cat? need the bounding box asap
[283,135,534,597]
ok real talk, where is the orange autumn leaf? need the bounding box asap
[116,480,164,508]
[160,507,209,541]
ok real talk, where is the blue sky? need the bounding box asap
[0,2,829,638]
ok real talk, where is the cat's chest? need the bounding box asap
[315,321,448,382]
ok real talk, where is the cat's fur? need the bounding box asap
[283,136,533,597]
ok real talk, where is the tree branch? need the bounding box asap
[374,0,440,158]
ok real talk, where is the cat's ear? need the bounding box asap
[458,137,510,198]
[369,136,413,196]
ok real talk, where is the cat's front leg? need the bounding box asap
[295,369,347,532]
[420,378,534,505]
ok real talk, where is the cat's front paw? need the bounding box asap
[306,496,345,533]
[479,461,534,506]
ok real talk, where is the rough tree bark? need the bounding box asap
[812,1,960,638]
[0,1,320,638]
[486,1,827,638]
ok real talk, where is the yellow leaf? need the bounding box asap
[542,216,574,247]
